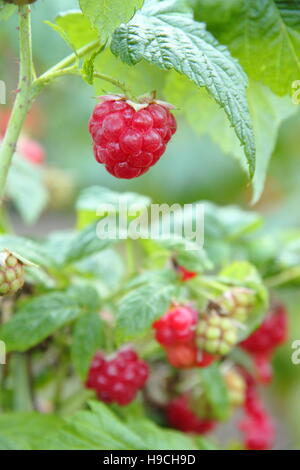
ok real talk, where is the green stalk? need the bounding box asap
[0,6,34,201]
[11,353,33,412]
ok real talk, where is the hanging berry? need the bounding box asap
[89,96,177,178]
[86,348,149,406]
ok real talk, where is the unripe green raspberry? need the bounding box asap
[219,287,255,322]
[196,311,237,356]
[224,369,246,407]
[0,251,24,296]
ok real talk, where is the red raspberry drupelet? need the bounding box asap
[89,97,177,178]
[86,348,149,406]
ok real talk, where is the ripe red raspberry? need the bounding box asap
[153,305,197,347]
[240,304,287,383]
[167,395,216,434]
[89,97,177,178]
[17,137,45,165]
[241,304,288,355]
[86,348,149,406]
[238,378,275,450]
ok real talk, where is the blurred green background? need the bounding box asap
[1,0,300,449]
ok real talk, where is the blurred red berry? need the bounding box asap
[86,348,149,406]
[239,379,275,450]
[241,304,288,384]
[153,305,197,347]
[17,137,45,165]
[89,97,177,179]
[167,395,216,434]
[177,266,197,282]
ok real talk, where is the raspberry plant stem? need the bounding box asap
[0,5,34,202]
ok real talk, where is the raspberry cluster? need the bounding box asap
[86,348,149,405]
[238,375,275,450]
[196,311,238,356]
[240,304,288,383]
[89,97,177,179]
[153,305,216,369]
[0,250,24,296]
[166,395,216,435]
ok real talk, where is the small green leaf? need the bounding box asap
[200,363,230,420]
[46,10,98,49]
[0,286,101,352]
[0,235,56,270]
[71,313,104,379]
[117,282,176,340]
[7,154,49,225]
[79,0,144,43]
[82,44,106,84]
[76,185,151,228]
[0,1,16,22]
[63,221,113,265]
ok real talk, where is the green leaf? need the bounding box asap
[76,185,151,227]
[0,286,101,352]
[53,10,98,49]
[79,0,144,43]
[71,313,104,379]
[82,44,106,84]
[200,363,230,420]
[154,236,213,272]
[7,154,48,225]
[0,413,62,450]
[62,221,113,265]
[198,0,300,95]
[75,249,125,295]
[117,281,176,340]
[111,0,256,176]
[0,235,56,270]
[165,75,296,201]
[41,401,203,450]
[0,1,16,22]
[203,201,263,240]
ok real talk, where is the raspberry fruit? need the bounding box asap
[241,304,287,355]
[0,250,24,296]
[167,395,216,434]
[86,348,149,406]
[153,305,197,347]
[238,378,275,450]
[17,137,45,165]
[219,287,255,322]
[89,96,177,178]
[196,311,238,355]
[240,304,287,384]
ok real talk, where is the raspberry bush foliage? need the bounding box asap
[0,0,299,451]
